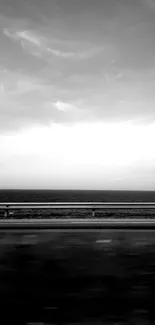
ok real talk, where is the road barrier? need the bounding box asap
[0,202,155,229]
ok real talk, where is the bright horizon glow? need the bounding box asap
[1,121,155,190]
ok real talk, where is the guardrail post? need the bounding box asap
[4,205,9,218]
[92,208,95,218]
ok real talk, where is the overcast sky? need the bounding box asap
[1,0,155,190]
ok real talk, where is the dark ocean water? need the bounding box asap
[0,189,155,202]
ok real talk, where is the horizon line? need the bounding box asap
[1,188,155,192]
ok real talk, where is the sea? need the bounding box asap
[1,189,155,202]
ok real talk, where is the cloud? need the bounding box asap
[1,6,155,134]
[3,27,103,61]
[1,65,155,135]
[0,69,44,96]
[15,30,41,46]
[47,48,76,59]
[0,70,54,133]
[144,0,155,11]
[53,101,76,112]
[3,28,45,56]
[0,68,92,133]
[0,84,5,94]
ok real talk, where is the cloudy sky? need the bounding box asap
[1,0,155,190]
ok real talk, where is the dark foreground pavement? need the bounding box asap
[0,219,154,324]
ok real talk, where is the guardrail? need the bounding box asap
[0,202,155,218]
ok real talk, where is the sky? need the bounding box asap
[1,0,155,190]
